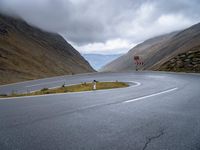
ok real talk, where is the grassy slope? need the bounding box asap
[0,14,94,85]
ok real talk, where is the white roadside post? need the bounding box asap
[93,80,97,90]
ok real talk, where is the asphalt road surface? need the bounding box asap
[0,71,200,150]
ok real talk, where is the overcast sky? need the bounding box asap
[0,0,200,54]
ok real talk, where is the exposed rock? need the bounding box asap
[179,54,186,58]
[176,60,184,68]
[0,23,8,36]
[192,58,200,61]
[184,59,190,62]
[158,46,200,72]
[188,54,194,59]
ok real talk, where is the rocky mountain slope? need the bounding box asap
[0,14,94,85]
[158,46,200,72]
[101,22,200,73]
[149,23,200,71]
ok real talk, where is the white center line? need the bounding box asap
[123,87,178,103]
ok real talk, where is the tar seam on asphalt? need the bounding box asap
[142,129,164,150]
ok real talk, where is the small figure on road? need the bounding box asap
[93,80,97,90]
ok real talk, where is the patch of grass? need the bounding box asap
[1,81,129,98]
[0,94,7,97]
[40,88,49,92]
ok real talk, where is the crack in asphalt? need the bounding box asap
[142,129,164,150]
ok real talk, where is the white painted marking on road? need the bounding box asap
[26,80,66,88]
[28,83,80,93]
[123,87,178,103]
[132,81,141,87]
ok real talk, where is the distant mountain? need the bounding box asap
[101,22,200,73]
[0,14,95,85]
[83,54,122,70]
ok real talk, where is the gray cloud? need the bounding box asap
[0,0,200,53]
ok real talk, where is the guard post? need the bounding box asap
[93,80,97,90]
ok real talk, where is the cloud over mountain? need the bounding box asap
[1,0,200,54]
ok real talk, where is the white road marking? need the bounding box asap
[132,81,141,87]
[28,83,79,93]
[123,87,178,103]
[26,80,66,88]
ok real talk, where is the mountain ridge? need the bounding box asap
[0,14,95,85]
[101,22,200,73]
